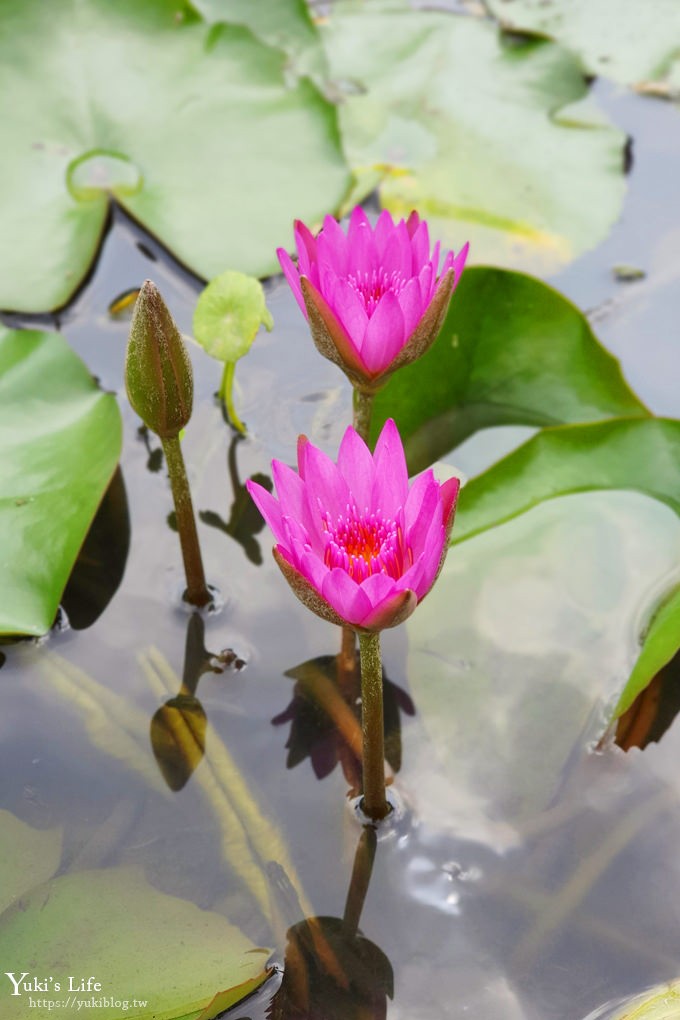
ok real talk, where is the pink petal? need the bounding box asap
[302,442,352,522]
[418,262,435,306]
[374,208,396,258]
[396,556,427,598]
[440,476,460,528]
[452,242,470,281]
[361,587,418,630]
[337,426,375,511]
[277,248,306,317]
[404,471,440,547]
[296,545,331,593]
[322,568,372,625]
[381,220,412,278]
[431,240,441,276]
[328,278,369,350]
[398,277,426,340]
[412,516,446,596]
[297,435,309,479]
[272,460,318,544]
[405,210,421,238]
[247,480,284,543]
[359,571,398,607]
[318,215,349,276]
[294,220,317,276]
[409,219,430,274]
[360,291,405,374]
[371,419,409,513]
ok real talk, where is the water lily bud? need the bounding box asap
[125,280,193,438]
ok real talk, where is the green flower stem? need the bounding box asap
[161,435,211,608]
[220,361,247,435]
[353,388,374,446]
[358,631,389,821]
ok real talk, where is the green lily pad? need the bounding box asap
[453,418,680,546]
[0,866,271,1020]
[320,1,626,271]
[0,327,122,636]
[613,583,680,719]
[406,489,680,829]
[0,0,350,312]
[188,0,327,82]
[193,270,274,363]
[485,0,680,91]
[371,268,647,471]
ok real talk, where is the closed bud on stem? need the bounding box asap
[125,280,193,439]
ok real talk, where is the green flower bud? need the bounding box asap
[125,280,193,439]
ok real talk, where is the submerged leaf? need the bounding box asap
[0,328,122,636]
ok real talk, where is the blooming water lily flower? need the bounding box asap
[277,207,468,391]
[247,419,459,632]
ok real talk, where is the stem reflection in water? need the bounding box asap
[269,826,393,1020]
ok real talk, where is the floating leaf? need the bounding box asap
[613,583,680,719]
[320,1,626,271]
[0,867,271,1020]
[453,418,680,546]
[0,0,350,312]
[485,0,680,91]
[193,270,274,364]
[371,268,647,471]
[0,327,122,636]
[188,0,327,82]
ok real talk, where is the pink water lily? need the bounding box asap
[277,207,468,391]
[247,419,459,632]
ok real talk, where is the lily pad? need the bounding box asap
[0,0,350,312]
[320,0,626,271]
[193,270,274,363]
[0,327,122,636]
[485,0,680,91]
[188,0,327,82]
[613,583,680,719]
[453,418,680,545]
[371,267,647,471]
[0,866,271,1020]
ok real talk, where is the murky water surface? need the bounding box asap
[2,82,680,1020]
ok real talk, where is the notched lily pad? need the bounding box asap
[0,0,350,312]
[486,0,680,91]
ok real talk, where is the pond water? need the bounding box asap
[2,81,680,1020]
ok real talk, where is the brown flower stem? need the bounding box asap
[161,435,211,608]
[343,825,378,935]
[358,631,389,821]
[352,388,374,446]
